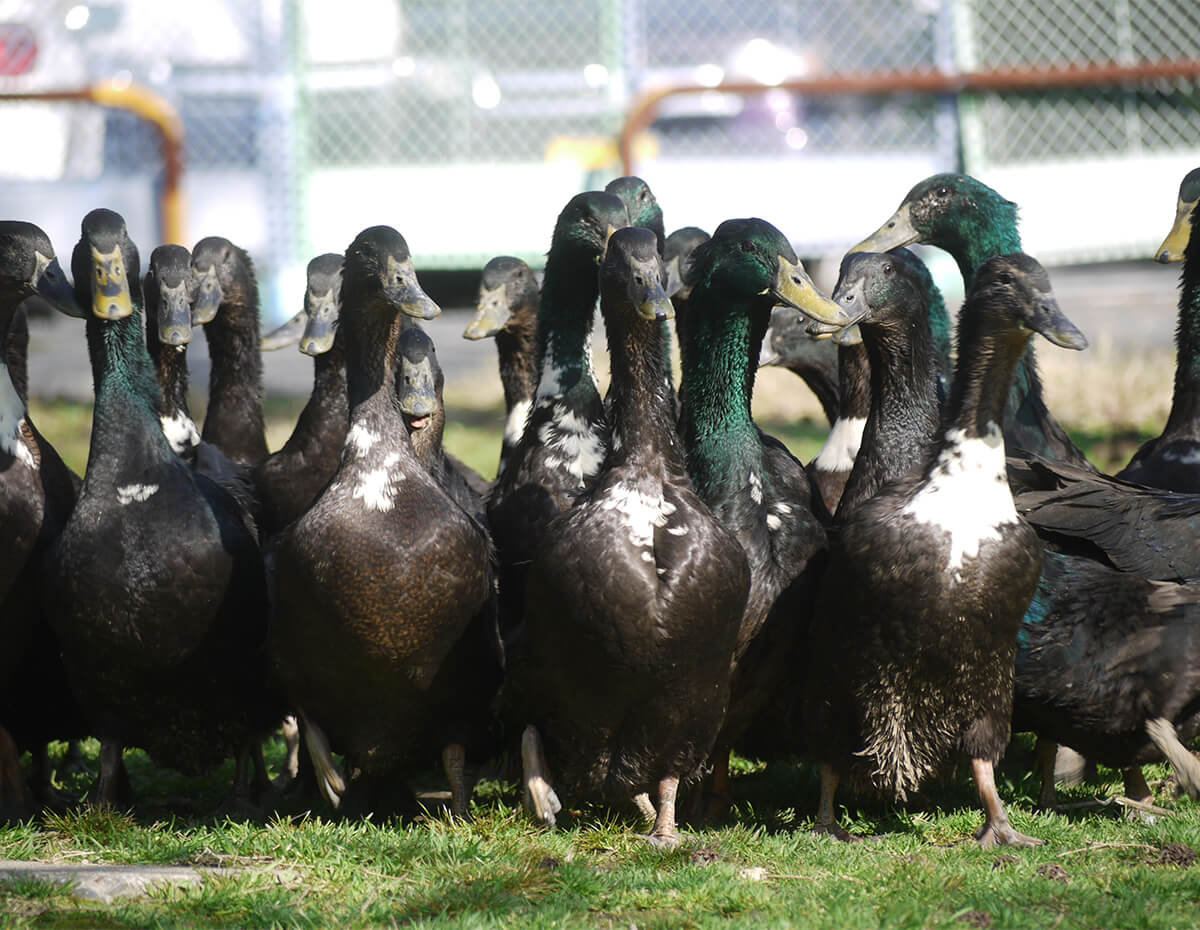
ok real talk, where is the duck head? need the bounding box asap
[1156,167,1200,263]
[145,244,195,346]
[396,324,443,435]
[971,253,1087,351]
[605,176,665,252]
[298,253,344,355]
[828,248,934,346]
[663,226,709,301]
[599,226,673,324]
[342,226,440,321]
[0,220,81,317]
[72,208,140,320]
[852,173,1018,258]
[464,255,538,339]
[692,217,850,328]
[549,190,629,268]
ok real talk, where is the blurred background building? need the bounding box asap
[1,0,1198,322]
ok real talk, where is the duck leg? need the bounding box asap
[633,792,656,824]
[272,715,302,791]
[88,739,132,808]
[971,757,1041,847]
[813,763,856,842]
[642,775,681,849]
[1034,736,1059,810]
[442,742,475,819]
[0,726,34,824]
[1122,766,1153,804]
[1146,718,1200,799]
[705,747,733,820]
[520,725,561,828]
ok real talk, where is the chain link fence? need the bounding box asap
[0,0,1197,320]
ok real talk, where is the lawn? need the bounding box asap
[6,376,1195,928]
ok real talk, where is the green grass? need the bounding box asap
[9,398,1186,926]
[2,739,1198,928]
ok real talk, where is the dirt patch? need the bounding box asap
[958,910,993,928]
[1157,843,1196,868]
[991,855,1018,871]
[1036,863,1070,882]
[688,848,720,866]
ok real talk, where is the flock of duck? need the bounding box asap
[1,167,1199,850]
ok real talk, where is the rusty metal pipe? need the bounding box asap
[619,60,1200,175]
[0,79,186,245]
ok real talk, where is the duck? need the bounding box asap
[191,236,270,466]
[0,221,85,821]
[853,173,1091,470]
[1118,167,1200,490]
[803,252,1087,846]
[663,226,709,306]
[396,323,489,520]
[40,208,280,807]
[1013,549,1200,809]
[829,249,946,518]
[759,305,840,426]
[143,244,202,461]
[269,226,501,819]
[512,225,750,846]
[675,218,851,815]
[486,191,629,635]
[462,255,539,478]
[253,253,349,535]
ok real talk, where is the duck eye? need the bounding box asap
[739,240,755,253]
[882,263,893,275]
[936,187,949,198]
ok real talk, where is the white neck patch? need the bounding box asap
[0,360,34,468]
[161,411,201,454]
[352,452,405,512]
[902,422,1018,580]
[812,416,866,473]
[346,422,380,456]
[538,403,605,487]
[504,397,532,449]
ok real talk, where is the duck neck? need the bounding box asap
[837,342,871,423]
[944,312,1031,442]
[497,306,538,413]
[840,315,941,512]
[679,291,767,501]
[345,301,406,431]
[201,286,268,463]
[534,253,599,404]
[1164,227,1200,438]
[604,311,681,472]
[1,299,28,406]
[948,214,1021,291]
[286,332,348,455]
[144,309,193,429]
[85,311,172,475]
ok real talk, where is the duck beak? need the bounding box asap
[398,356,439,422]
[633,263,674,322]
[1030,292,1088,351]
[770,255,851,327]
[464,283,510,339]
[261,308,307,351]
[1155,196,1195,263]
[386,255,441,320]
[833,323,863,347]
[299,287,339,356]
[90,244,134,320]
[157,278,193,345]
[850,202,920,254]
[192,265,222,324]
[32,251,85,318]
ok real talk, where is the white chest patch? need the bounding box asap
[347,423,381,456]
[902,423,1018,580]
[535,358,566,401]
[352,452,405,512]
[0,361,34,468]
[160,411,201,454]
[1161,445,1200,465]
[598,483,677,550]
[812,416,866,473]
[503,398,532,449]
[117,483,159,504]
[748,471,763,504]
[538,404,605,486]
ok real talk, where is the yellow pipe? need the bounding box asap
[0,80,187,245]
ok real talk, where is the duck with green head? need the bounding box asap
[854,173,1091,471]
[42,209,279,809]
[676,217,852,813]
[1119,167,1200,490]
[514,225,750,846]
[486,190,629,636]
